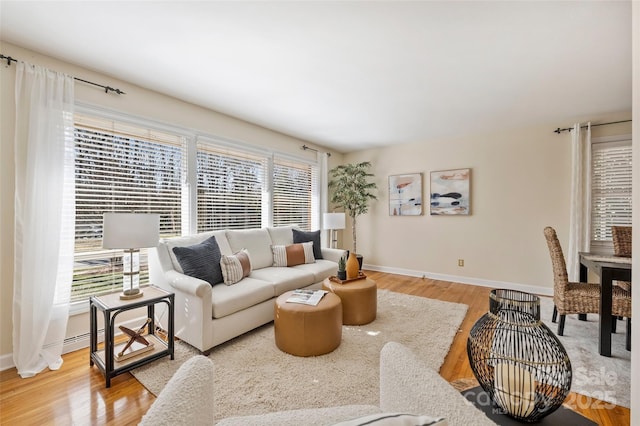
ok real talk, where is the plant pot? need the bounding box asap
[337,270,347,280]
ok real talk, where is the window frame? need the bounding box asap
[70,105,321,314]
[589,133,632,253]
[195,136,270,232]
[272,153,320,231]
[193,136,320,233]
[70,105,192,314]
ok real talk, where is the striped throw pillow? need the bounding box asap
[220,249,252,285]
[272,242,315,267]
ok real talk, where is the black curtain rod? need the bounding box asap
[1,53,125,95]
[302,145,331,157]
[553,120,631,134]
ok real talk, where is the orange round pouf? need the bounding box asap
[274,291,342,357]
[322,277,377,325]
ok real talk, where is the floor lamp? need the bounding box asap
[323,212,346,249]
[103,212,160,300]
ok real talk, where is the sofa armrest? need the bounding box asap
[165,270,212,298]
[139,356,214,426]
[379,342,495,425]
[321,247,347,263]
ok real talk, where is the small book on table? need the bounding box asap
[115,340,154,362]
[286,289,328,306]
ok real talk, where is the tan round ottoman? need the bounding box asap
[274,291,342,357]
[322,277,377,325]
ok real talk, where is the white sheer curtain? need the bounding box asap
[13,62,75,377]
[567,122,591,281]
[318,151,330,247]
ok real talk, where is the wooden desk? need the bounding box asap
[579,253,631,357]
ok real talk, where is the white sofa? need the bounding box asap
[139,342,495,426]
[149,225,345,354]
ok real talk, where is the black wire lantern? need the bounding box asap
[467,289,572,422]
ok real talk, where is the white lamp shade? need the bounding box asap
[102,213,160,249]
[323,212,346,230]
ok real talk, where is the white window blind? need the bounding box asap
[72,114,185,301]
[273,156,318,231]
[591,138,632,242]
[196,142,267,231]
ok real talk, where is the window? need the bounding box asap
[71,112,320,304]
[195,140,320,233]
[590,136,632,247]
[196,142,267,231]
[273,156,319,230]
[72,114,185,302]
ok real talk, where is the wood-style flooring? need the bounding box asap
[0,271,630,425]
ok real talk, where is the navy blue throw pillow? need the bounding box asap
[172,236,223,286]
[292,229,323,260]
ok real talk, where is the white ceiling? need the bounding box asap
[0,1,632,153]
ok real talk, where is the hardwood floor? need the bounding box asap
[0,271,630,425]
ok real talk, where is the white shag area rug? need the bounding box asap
[132,289,468,421]
[539,296,630,408]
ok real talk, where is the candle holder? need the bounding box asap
[467,289,572,422]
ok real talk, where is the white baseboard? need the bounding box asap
[0,353,14,372]
[363,263,554,297]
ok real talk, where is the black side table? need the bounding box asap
[89,286,174,387]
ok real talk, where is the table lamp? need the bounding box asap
[103,212,160,300]
[323,212,346,249]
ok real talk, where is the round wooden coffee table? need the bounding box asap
[322,277,377,325]
[274,291,342,357]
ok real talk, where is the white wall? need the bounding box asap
[0,41,343,362]
[342,118,632,292]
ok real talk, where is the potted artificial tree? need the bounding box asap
[337,255,347,280]
[328,161,377,270]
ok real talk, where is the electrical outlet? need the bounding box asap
[458,259,464,267]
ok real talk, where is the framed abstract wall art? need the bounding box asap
[389,173,422,216]
[430,168,470,215]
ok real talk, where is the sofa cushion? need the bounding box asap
[171,236,223,286]
[267,224,297,246]
[165,230,231,273]
[293,229,323,259]
[250,266,316,295]
[211,278,275,318]
[220,249,252,285]
[272,242,315,267]
[333,413,447,426]
[226,228,274,269]
[291,259,337,282]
